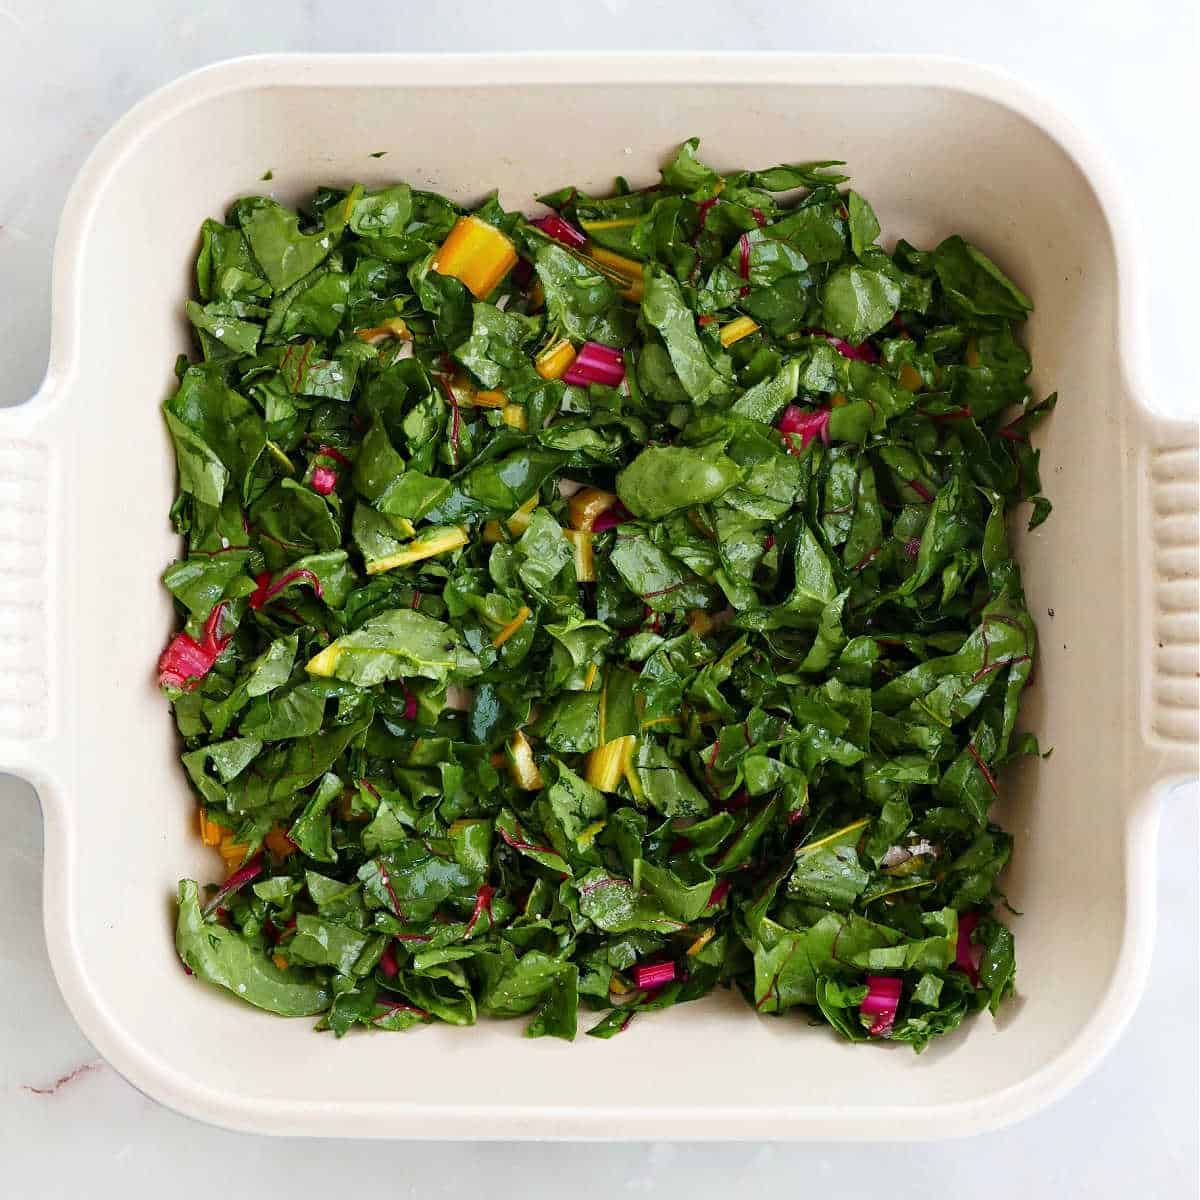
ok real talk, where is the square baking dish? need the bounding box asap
[2,53,1196,1140]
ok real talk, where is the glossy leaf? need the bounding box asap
[164,141,1047,1049]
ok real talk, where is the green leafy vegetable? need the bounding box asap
[175,881,330,1015]
[617,445,741,519]
[162,139,1051,1048]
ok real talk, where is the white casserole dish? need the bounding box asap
[2,53,1196,1141]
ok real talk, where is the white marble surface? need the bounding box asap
[1,2,1196,1195]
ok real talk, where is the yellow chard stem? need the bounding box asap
[365,526,468,576]
[564,529,595,582]
[568,487,618,532]
[535,338,577,381]
[583,244,645,302]
[492,605,532,649]
[356,316,411,345]
[579,217,641,232]
[432,215,518,299]
[472,388,509,409]
[501,403,528,431]
[507,731,544,790]
[719,316,759,348]
[586,735,636,792]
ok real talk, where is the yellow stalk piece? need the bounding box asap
[898,362,924,392]
[483,494,539,543]
[472,388,509,409]
[492,605,532,649]
[719,316,759,348]
[568,486,618,531]
[586,734,636,793]
[303,642,342,678]
[579,217,641,232]
[363,526,468,577]
[577,820,606,849]
[501,403,528,431]
[535,338,577,380]
[507,730,544,790]
[218,834,248,871]
[565,529,595,582]
[507,494,539,534]
[622,747,643,802]
[584,244,644,301]
[432,215,517,299]
[356,316,411,344]
[198,808,225,847]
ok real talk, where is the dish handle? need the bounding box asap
[1138,407,1199,789]
[0,380,61,791]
